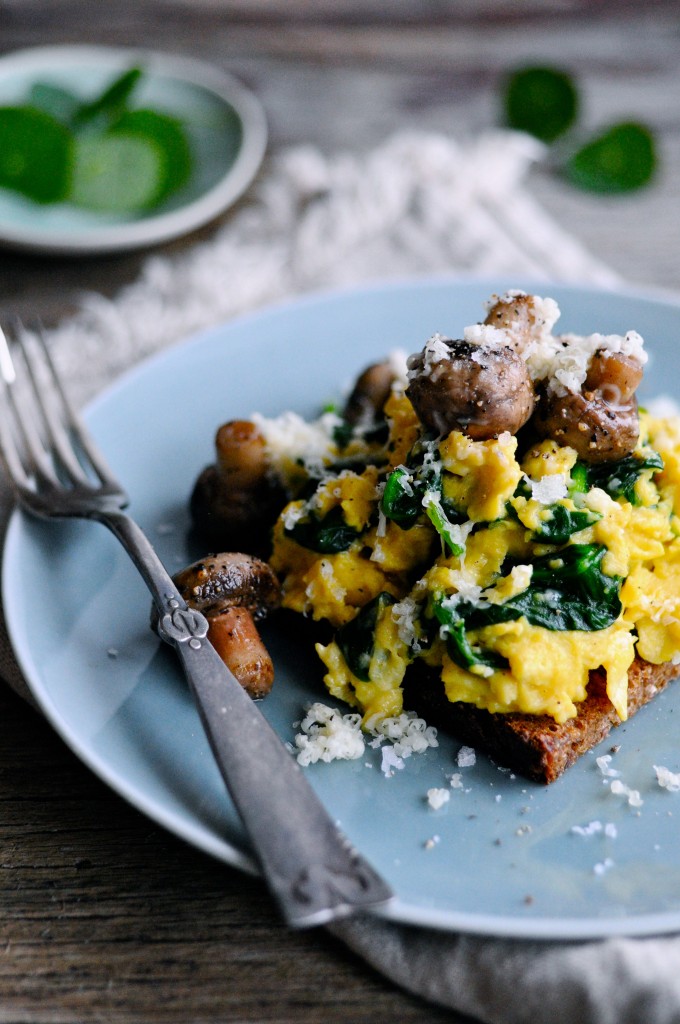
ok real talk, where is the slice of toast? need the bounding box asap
[402,657,679,783]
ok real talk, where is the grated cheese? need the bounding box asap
[462,292,648,397]
[381,746,405,777]
[293,703,365,766]
[457,745,476,768]
[596,754,621,778]
[391,596,423,652]
[426,787,451,810]
[527,472,569,504]
[610,779,643,807]
[366,711,439,756]
[408,333,451,378]
[654,765,680,792]
[293,705,438,770]
[528,329,647,397]
[252,409,339,483]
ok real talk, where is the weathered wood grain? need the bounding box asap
[0,686,463,1023]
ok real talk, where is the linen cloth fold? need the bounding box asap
[1,129,675,1024]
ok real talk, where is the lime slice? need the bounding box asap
[112,108,193,202]
[0,106,72,203]
[69,132,167,212]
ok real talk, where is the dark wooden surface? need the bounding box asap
[0,3,679,1021]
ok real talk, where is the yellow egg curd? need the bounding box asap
[269,387,680,726]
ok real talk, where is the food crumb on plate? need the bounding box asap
[426,787,450,810]
[293,702,365,765]
[292,702,437,773]
[423,835,441,850]
[654,765,680,791]
[457,745,476,768]
[571,820,618,838]
[596,754,621,778]
[381,746,405,777]
[609,779,644,807]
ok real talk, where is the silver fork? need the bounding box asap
[0,323,393,928]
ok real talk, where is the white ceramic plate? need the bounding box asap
[0,45,267,254]
[5,277,680,939]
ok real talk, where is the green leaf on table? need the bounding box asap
[0,106,72,203]
[112,108,193,201]
[72,66,143,129]
[69,132,167,212]
[503,66,578,143]
[564,122,657,193]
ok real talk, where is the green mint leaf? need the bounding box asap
[565,122,657,193]
[72,66,143,129]
[28,82,81,124]
[0,106,72,203]
[111,108,192,202]
[69,132,166,212]
[503,66,578,143]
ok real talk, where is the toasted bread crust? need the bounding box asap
[402,657,679,784]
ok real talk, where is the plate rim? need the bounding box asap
[0,44,268,255]
[6,273,680,941]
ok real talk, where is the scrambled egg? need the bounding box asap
[268,367,680,729]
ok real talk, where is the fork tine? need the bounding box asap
[0,321,124,502]
[31,325,122,489]
[15,326,95,488]
[0,335,32,494]
[0,325,66,492]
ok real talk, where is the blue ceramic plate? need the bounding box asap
[0,45,267,254]
[5,277,680,939]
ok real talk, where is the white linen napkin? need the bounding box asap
[2,130,676,1024]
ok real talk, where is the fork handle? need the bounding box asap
[95,510,394,928]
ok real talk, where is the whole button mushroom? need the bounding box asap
[170,552,282,699]
[533,349,643,464]
[406,337,535,440]
[190,420,286,557]
[343,360,398,427]
[483,291,556,349]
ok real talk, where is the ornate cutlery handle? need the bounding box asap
[97,509,394,927]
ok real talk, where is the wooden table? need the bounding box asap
[0,3,678,1021]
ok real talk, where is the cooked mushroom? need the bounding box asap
[343,361,397,426]
[483,292,553,350]
[170,553,281,699]
[533,350,643,464]
[406,337,535,440]
[190,420,285,556]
